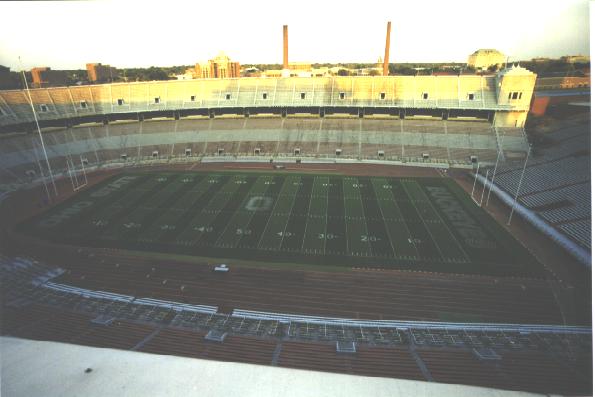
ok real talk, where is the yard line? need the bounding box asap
[342,178,350,255]
[381,178,420,259]
[401,181,446,262]
[416,183,471,263]
[277,177,302,250]
[323,177,329,255]
[370,179,397,258]
[256,177,293,249]
[350,177,373,255]
[213,175,263,247]
[175,175,239,244]
[300,175,317,253]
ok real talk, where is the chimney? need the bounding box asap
[383,21,391,76]
[283,25,289,69]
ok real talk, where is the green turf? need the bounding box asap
[17,171,546,277]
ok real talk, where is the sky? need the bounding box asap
[0,0,590,70]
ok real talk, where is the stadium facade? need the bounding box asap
[0,66,536,131]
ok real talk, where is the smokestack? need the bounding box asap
[383,21,391,76]
[283,25,289,69]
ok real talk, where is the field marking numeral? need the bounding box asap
[160,224,176,230]
[182,178,193,183]
[277,231,293,237]
[157,177,167,182]
[382,184,393,189]
[322,183,335,187]
[123,222,141,229]
[264,181,276,185]
[208,179,219,184]
[235,180,247,184]
[236,228,252,236]
[352,183,364,188]
[92,219,108,227]
[194,226,213,232]
[318,233,339,240]
[361,235,381,242]
[408,238,422,244]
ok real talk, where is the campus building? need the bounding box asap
[468,49,506,71]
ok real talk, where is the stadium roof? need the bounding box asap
[1,336,562,397]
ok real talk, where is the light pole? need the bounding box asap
[20,57,58,198]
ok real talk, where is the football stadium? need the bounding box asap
[0,10,592,397]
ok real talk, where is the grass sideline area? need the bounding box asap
[17,171,546,277]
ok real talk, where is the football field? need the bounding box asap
[18,171,545,277]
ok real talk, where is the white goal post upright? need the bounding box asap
[31,138,52,203]
[485,149,501,207]
[80,155,88,186]
[20,57,58,197]
[479,169,489,206]
[507,145,532,226]
[66,157,88,192]
[470,160,479,201]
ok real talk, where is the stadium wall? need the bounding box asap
[0,69,535,131]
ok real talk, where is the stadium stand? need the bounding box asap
[1,254,590,395]
[479,121,591,252]
[0,118,522,186]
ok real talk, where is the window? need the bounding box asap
[377,150,385,158]
[254,148,261,155]
[379,92,386,100]
[185,148,191,157]
[190,95,196,102]
[262,93,268,100]
[80,100,88,109]
[339,92,345,100]
[218,148,225,155]
[294,148,301,155]
[512,92,518,100]
[518,92,523,99]
[422,153,429,160]
[40,104,48,112]
[121,154,127,160]
[467,93,474,100]
[154,97,160,104]
[81,158,89,166]
[422,93,429,100]
[117,98,124,106]
[300,92,306,100]
[152,151,158,158]
[335,149,342,156]
[225,93,231,100]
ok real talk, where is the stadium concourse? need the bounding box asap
[0,72,591,396]
[0,336,571,397]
